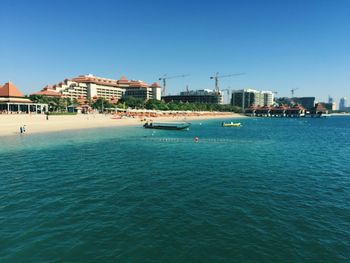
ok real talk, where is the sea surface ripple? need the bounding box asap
[0,117,350,262]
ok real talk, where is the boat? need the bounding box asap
[222,122,242,127]
[143,122,191,130]
[305,113,332,118]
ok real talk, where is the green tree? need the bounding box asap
[121,96,146,109]
[92,98,114,112]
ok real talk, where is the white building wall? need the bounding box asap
[261,91,274,106]
[152,87,161,100]
[88,83,98,98]
[231,89,274,108]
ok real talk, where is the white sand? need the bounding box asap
[0,113,245,137]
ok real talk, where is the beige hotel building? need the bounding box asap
[34,74,161,102]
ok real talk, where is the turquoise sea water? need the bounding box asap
[1,117,350,262]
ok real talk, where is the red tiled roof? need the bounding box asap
[293,105,305,110]
[117,76,129,84]
[42,85,54,90]
[72,75,119,87]
[254,106,271,111]
[150,82,161,88]
[0,82,24,97]
[32,89,61,97]
[129,80,149,88]
[49,74,152,90]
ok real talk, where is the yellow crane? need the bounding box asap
[210,72,245,92]
[159,74,189,96]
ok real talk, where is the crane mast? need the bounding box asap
[159,74,189,96]
[291,88,299,97]
[210,72,245,92]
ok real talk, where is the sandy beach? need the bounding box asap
[0,112,244,137]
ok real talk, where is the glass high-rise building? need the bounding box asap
[328,96,334,104]
[231,89,274,109]
[339,97,348,110]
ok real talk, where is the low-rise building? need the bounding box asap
[0,82,47,114]
[322,102,336,111]
[245,104,335,117]
[311,103,328,115]
[162,89,223,104]
[291,97,315,111]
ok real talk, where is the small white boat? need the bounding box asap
[222,122,242,127]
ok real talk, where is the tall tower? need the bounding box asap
[328,96,333,104]
[339,97,348,110]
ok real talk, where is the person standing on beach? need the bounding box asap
[46,113,49,120]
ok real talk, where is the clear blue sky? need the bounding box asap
[1,0,349,103]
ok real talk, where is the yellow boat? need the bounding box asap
[222,122,242,127]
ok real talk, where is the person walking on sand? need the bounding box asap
[46,113,49,120]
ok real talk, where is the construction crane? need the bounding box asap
[158,74,189,96]
[186,85,190,93]
[291,88,299,97]
[273,91,278,99]
[210,72,245,93]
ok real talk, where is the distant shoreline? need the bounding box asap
[0,112,245,137]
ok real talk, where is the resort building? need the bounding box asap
[245,105,306,117]
[71,75,123,100]
[0,82,47,114]
[310,103,328,115]
[231,89,274,109]
[124,82,161,101]
[162,89,224,104]
[33,74,161,102]
[244,103,334,117]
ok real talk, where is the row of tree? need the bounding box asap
[143,99,241,112]
[116,97,241,112]
[27,95,114,112]
[27,95,242,113]
[28,95,73,112]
